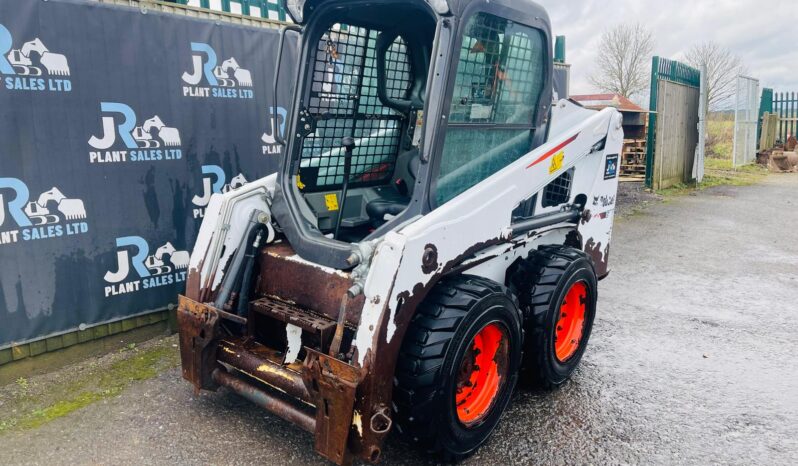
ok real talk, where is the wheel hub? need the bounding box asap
[554,281,588,362]
[455,322,509,426]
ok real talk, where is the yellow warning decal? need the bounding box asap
[549,151,564,174]
[325,193,339,211]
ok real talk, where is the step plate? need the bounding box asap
[250,297,337,354]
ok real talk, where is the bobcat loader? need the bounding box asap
[177,0,623,463]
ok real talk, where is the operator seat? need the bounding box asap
[365,149,420,227]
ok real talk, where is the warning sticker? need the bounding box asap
[325,193,339,211]
[549,151,564,174]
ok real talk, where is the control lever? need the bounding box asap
[333,136,356,240]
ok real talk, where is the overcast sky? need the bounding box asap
[539,0,797,101]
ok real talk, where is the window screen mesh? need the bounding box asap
[299,26,412,192]
[542,168,573,207]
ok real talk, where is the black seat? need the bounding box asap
[365,149,420,227]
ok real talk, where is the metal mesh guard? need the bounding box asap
[299,25,412,191]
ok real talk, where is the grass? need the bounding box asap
[0,340,179,434]
[706,117,734,159]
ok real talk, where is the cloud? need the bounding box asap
[540,0,798,95]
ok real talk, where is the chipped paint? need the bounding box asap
[355,233,405,365]
[285,323,303,363]
[284,254,350,278]
[352,410,364,436]
[256,363,300,384]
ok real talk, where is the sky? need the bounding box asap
[539,0,798,101]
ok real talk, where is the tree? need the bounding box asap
[685,41,747,110]
[589,23,654,99]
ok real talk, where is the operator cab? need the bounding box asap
[272,0,553,269]
[292,9,435,241]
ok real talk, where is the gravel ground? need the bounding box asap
[2,175,797,465]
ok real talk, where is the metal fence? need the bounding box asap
[175,0,289,21]
[773,92,798,144]
[732,75,760,167]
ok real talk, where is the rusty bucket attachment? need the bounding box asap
[177,295,223,392]
[303,348,362,465]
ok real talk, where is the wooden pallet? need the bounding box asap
[620,138,648,181]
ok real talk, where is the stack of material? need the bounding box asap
[620,139,647,180]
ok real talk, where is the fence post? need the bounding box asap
[758,88,773,149]
[645,56,660,188]
[694,64,707,183]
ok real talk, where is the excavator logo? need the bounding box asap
[181,42,254,99]
[103,236,189,297]
[192,165,248,218]
[88,102,183,164]
[0,178,89,246]
[0,24,72,92]
[262,106,287,155]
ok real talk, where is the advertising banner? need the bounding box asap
[0,0,293,347]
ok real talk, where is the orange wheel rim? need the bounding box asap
[455,322,509,426]
[555,281,588,362]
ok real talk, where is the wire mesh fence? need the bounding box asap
[732,75,760,167]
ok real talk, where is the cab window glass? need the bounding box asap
[436,13,546,205]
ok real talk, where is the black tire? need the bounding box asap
[393,275,523,462]
[508,245,598,390]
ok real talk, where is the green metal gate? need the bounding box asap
[773,92,798,143]
[171,0,289,21]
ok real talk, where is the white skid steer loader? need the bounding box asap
[177,0,623,463]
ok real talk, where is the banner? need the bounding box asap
[0,0,294,347]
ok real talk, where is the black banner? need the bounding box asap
[0,0,294,347]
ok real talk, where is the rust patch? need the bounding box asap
[581,209,593,225]
[257,242,365,325]
[303,348,362,465]
[350,236,507,461]
[585,237,610,277]
[421,243,439,274]
[176,295,221,392]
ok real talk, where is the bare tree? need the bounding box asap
[589,23,654,99]
[685,41,747,110]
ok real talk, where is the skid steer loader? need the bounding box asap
[177,0,623,463]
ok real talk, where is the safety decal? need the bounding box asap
[604,154,619,180]
[549,151,564,174]
[325,193,339,211]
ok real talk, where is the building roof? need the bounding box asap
[570,94,647,113]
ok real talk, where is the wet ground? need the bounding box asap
[2,175,797,465]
